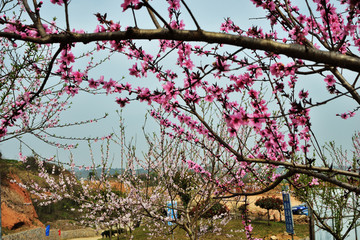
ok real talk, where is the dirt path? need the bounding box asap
[67,236,100,240]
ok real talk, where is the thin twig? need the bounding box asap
[64,0,71,32]
[141,0,172,31]
[331,67,360,105]
[180,0,201,31]
[352,73,360,87]
[143,0,160,29]
[131,7,138,28]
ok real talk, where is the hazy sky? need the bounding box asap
[1,1,359,168]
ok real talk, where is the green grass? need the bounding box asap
[99,219,309,240]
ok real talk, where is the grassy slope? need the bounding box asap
[1,158,52,187]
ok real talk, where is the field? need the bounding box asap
[98,219,309,240]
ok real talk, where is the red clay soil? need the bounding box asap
[1,173,44,232]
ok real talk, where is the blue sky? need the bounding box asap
[1,1,359,168]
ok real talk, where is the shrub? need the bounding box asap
[34,199,80,222]
[255,196,283,225]
[191,201,229,219]
[22,156,62,175]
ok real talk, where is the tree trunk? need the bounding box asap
[278,210,282,222]
[267,209,270,226]
[187,230,196,240]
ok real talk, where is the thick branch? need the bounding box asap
[220,166,360,198]
[22,0,46,37]
[2,29,360,73]
[217,170,296,199]
[295,168,360,194]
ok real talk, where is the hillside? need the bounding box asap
[0,159,45,234]
[0,158,80,234]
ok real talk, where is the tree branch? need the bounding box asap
[141,1,172,30]
[295,168,360,194]
[180,0,201,31]
[330,67,360,104]
[64,0,71,32]
[189,101,360,182]
[143,0,160,29]
[3,28,360,73]
[216,170,296,199]
[22,0,46,37]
